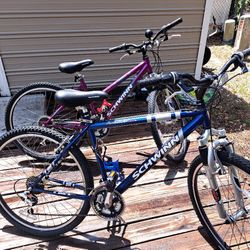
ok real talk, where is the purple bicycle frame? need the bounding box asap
[45,57,153,129]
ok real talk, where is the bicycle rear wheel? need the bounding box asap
[5,82,79,135]
[0,126,93,237]
[188,151,250,249]
[148,87,188,162]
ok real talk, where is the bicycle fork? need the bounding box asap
[198,128,247,223]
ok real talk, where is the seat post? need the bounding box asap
[75,73,88,91]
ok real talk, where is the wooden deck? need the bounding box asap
[0,99,215,250]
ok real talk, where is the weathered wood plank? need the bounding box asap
[0,147,246,249]
[7,169,241,250]
[121,229,214,250]
[0,209,208,250]
[0,175,196,247]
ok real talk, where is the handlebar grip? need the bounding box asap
[242,47,250,58]
[166,17,183,30]
[153,18,183,41]
[138,73,173,89]
[109,43,126,53]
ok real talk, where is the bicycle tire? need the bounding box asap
[188,151,250,249]
[0,126,94,237]
[5,82,63,131]
[148,87,188,162]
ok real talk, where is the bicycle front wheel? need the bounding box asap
[0,126,93,237]
[148,87,188,162]
[188,151,250,249]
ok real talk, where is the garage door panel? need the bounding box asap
[1,31,201,53]
[1,0,205,12]
[7,59,196,86]
[8,62,196,93]
[3,47,198,72]
[0,13,203,33]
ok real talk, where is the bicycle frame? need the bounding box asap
[43,57,153,129]
[33,108,211,198]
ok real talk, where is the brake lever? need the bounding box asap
[119,50,134,61]
[169,34,181,39]
[230,58,248,73]
[120,53,129,61]
[158,31,168,42]
[229,63,238,72]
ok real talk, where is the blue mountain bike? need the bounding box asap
[0,48,249,249]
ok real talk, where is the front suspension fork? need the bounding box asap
[198,129,246,222]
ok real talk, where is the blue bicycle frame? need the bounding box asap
[33,108,211,199]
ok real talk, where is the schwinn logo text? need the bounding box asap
[132,134,180,180]
[107,83,133,117]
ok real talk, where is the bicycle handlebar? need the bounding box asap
[138,73,173,88]
[109,42,145,53]
[109,43,127,53]
[242,47,250,58]
[142,51,250,88]
[138,72,215,89]
[152,17,183,41]
[219,47,250,74]
[138,72,216,103]
[109,18,183,54]
[139,47,249,102]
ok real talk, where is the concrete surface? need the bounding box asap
[0,97,10,136]
[0,95,46,137]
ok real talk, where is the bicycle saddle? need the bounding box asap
[58,59,94,74]
[55,89,108,107]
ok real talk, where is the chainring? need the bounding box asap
[90,186,124,220]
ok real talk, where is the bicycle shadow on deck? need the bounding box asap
[2,223,137,250]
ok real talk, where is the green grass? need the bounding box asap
[205,36,250,158]
[206,36,250,103]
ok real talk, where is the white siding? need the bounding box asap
[0,0,206,94]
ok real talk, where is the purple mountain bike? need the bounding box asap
[5,18,188,162]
